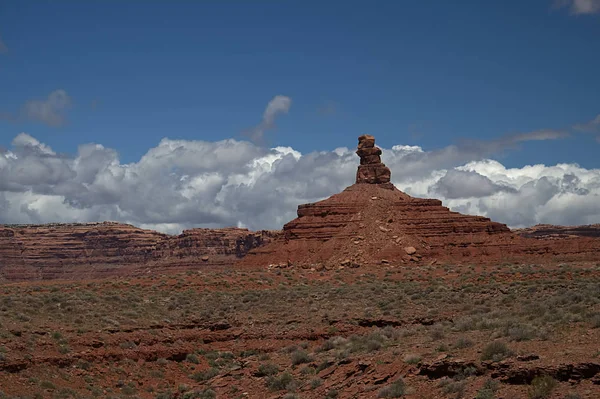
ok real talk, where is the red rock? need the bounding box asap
[404,246,417,255]
[0,223,279,281]
[241,135,600,269]
[355,135,392,185]
[515,224,600,239]
[357,134,375,149]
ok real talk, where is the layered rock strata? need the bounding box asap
[515,224,600,239]
[0,223,279,281]
[242,135,600,268]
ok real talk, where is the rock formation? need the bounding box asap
[241,135,600,268]
[515,224,600,239]
[0,223,279,281]
[355,134,392,187]
[2,135,600,281]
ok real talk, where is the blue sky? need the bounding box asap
[1,0,600,167]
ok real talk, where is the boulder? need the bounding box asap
[404,246,417,255]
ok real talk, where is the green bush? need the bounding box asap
[291,349,312,365]
[191,368,219,382]
[528,375,557,399]
[481,341,513,362]
[377,379,406,398]
[186,353,200,364]
[475,379,499,399]
[266,372,296,391]
[255,363,279,377]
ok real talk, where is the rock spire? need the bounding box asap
[355,134,392,185]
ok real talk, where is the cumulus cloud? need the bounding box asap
[244,95,292,144]
[554,0,600,14]
[1,129,600,233]
[429,169,517,199]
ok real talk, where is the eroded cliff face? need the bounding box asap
[0,223,280,281]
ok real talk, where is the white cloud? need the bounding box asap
[244,95,292,143]
[555,0,600,14]
[1,96,598,233]
[1,131,600,233]
[22,89,72,127]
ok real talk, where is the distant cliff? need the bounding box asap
[0,222,280,281]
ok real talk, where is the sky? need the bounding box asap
[1,0,600,233]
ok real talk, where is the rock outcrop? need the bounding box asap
[242,135,600,268]
[515,224,600,239]
[0,223,279,281]
[355,134,392,186]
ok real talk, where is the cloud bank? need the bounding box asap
[1,131,599,234]
[555,0,600,14]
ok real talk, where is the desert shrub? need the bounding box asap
[156,358,168,366]
[430,324,445,340]
[198,389,216,399]
[382,326,400,340]
[121,384,137,395]
[562,394,581,399]
[310,378,323,389]
[377,379,406,398]
[438,378,467,397]
[403,353,421,364]
[191,367,219,382]
[316,360,333,373]
[186,353,200,364]
[589,313,600,328]
[454,337,474,349]
[507,324,536,341]
[239,349,260,358]
[481,341,513,362]
[528,375,557,399]
[319,336,347,352]
[325,389,339,398]
[119,341,137,350]
[291,349,312,365]
[475,379,498,399]
[266,372,296,391]
[40,381,56,390]
[475,388,495,399]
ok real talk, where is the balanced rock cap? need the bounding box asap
[355,135,392,185]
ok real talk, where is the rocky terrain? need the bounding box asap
[1,262,599,398]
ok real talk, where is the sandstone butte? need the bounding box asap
[1,134,600,281]
[240,134,600,269]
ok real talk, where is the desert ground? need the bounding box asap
[1,261,600,399]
